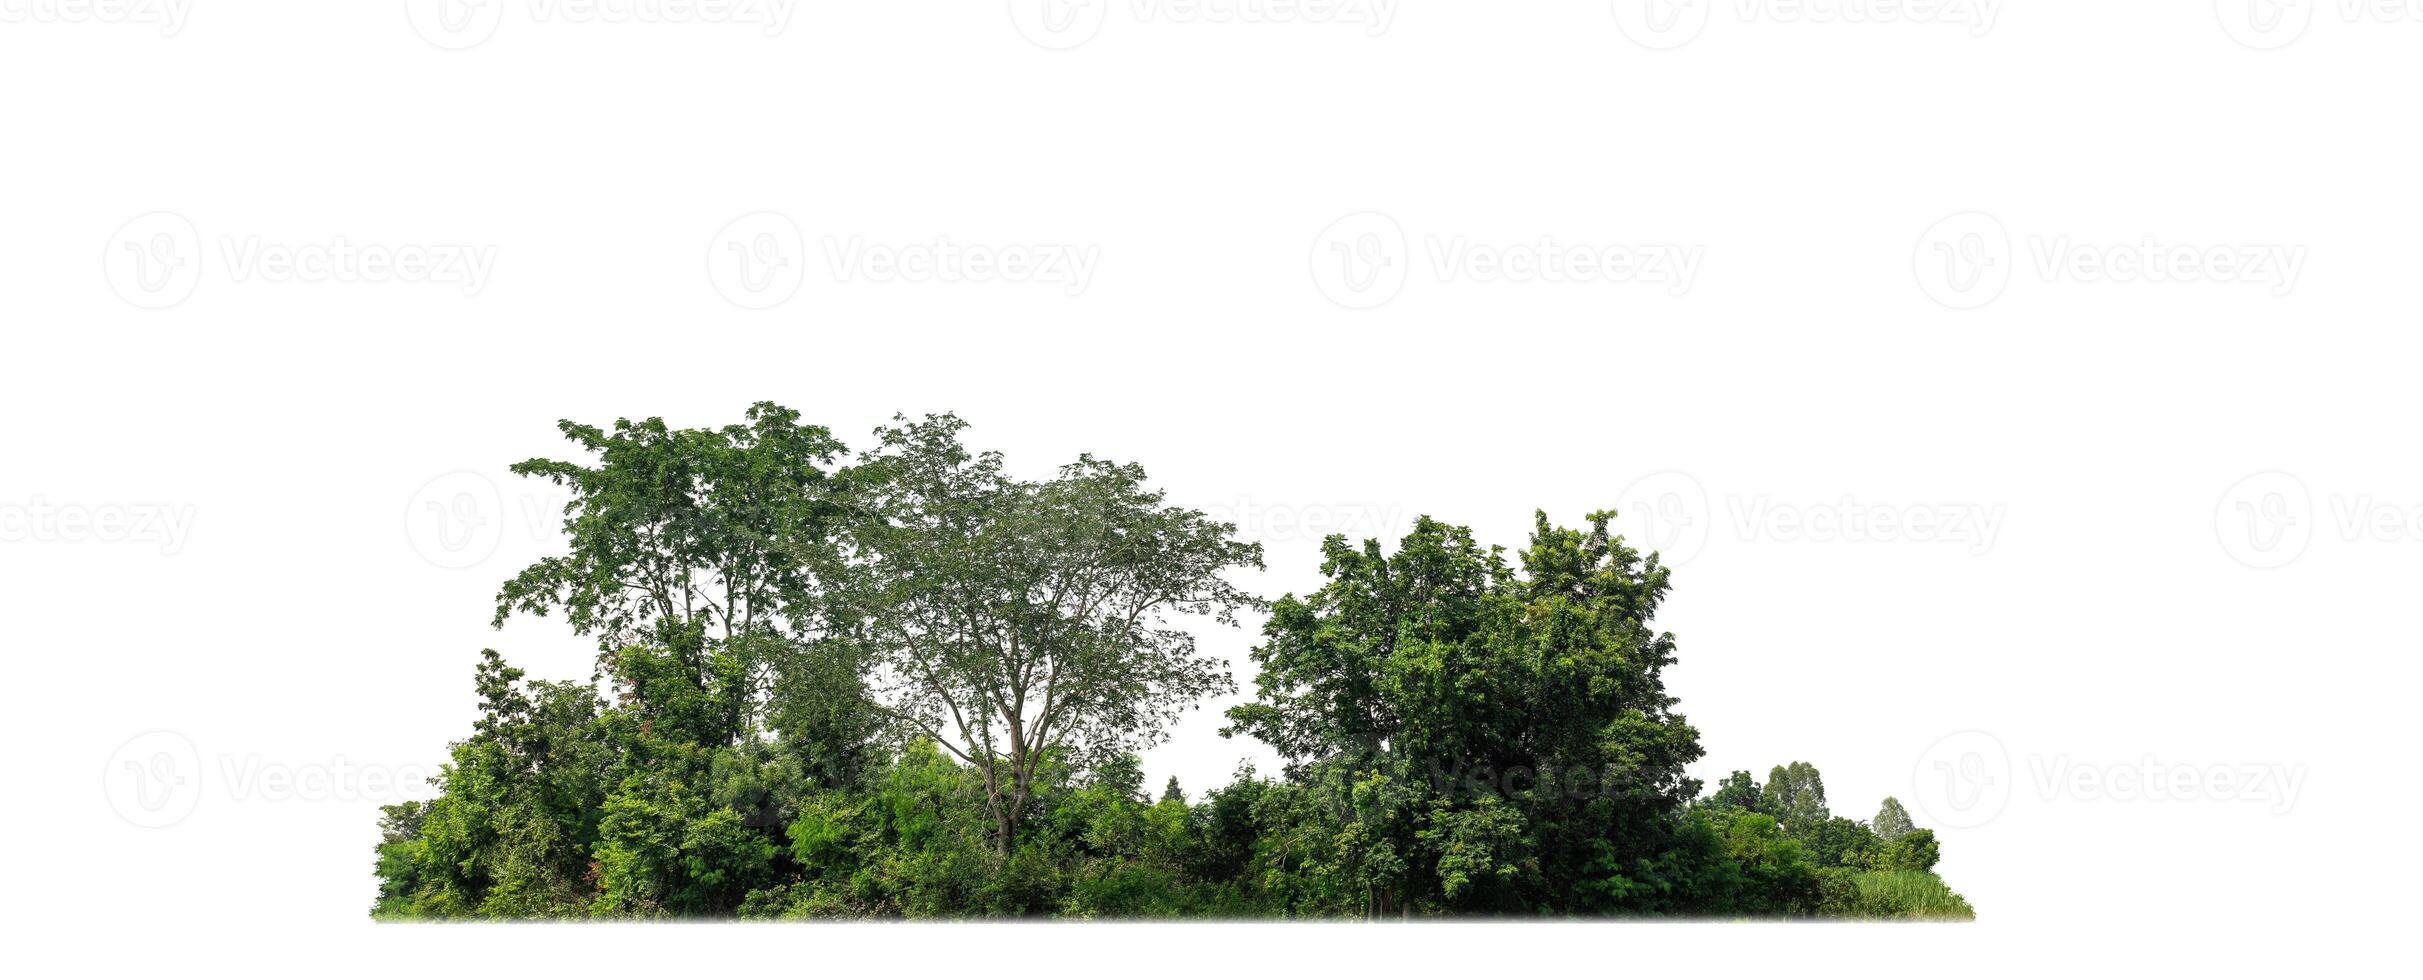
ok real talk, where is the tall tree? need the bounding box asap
[492,403,855,749]
[1762,761,1829,832]
[1872,796,1915,840]
[832,414,1262,851]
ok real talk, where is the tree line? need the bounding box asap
[372,404,1974,919]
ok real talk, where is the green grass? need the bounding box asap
[1853,869,1975,920]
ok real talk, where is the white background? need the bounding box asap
[2,0,2413,973]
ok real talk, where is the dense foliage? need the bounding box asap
[373,405,1974,920]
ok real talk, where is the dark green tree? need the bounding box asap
[1709,770,1761,810]
[1224,511,1705,914]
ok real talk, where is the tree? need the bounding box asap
[1709,770,1761,810]
[833,414,1262,853]
[1224,511,1705,914]
[1799,815,1882,869]
[375,649,611,919]
[1762,761,1828,832]
[1160,776,1186,805]
[1872,796,1915,841]
[1880,828,1941,873]
[492,403,859,753]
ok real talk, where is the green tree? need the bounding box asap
[1872,796,1915,840]
[1879,828,1942,873]
[1708,770,1761,810]
[374,649,611,919]
[1799,815,1883,869]
[1762,761,1829,832]
[493,403,858,752]
[1225,511,1704,914]
[834,415,1262,853]
[592,766,781,917]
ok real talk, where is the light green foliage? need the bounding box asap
[835,414,1262,851]
[1761,761,1829,831]
[1850,869,1974,919]
[1872,796,1916,840]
